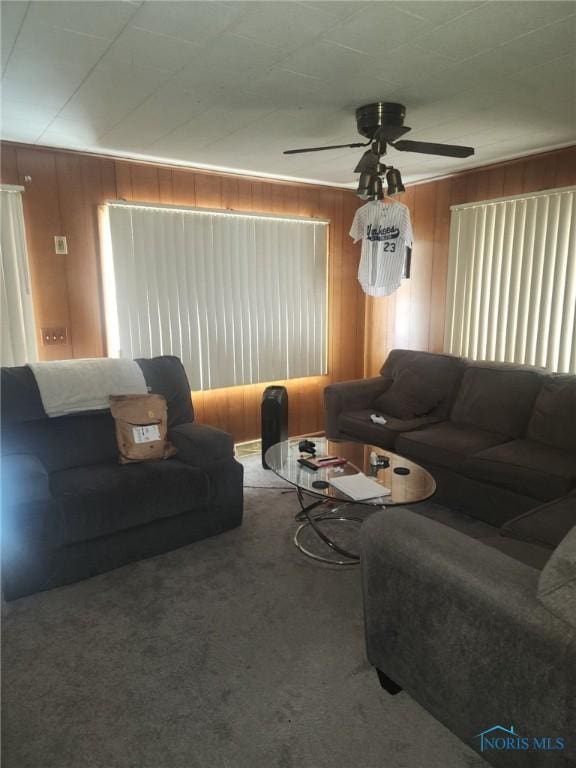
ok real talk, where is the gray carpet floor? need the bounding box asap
[2,455,491,768]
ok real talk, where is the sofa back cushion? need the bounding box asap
[450,362,544,437]
[1,356,193,473]
[374,368,442,419]
[135,356,194,428]
[2,411,120,473]
[502,492,576,549]
[527,374,576,452]
[379,350,464,418]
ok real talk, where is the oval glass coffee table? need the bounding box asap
[265,437,436,565]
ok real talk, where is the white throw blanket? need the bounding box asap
[29,358,148,417]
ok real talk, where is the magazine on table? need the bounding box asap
[297,454,348,470]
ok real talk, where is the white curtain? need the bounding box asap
[101,203,328,390]
[1,187,38,366]
[445,186,576,373]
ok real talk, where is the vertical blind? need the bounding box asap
[1,186,38,366]
[444,186,576,373]
[101,202,328,390]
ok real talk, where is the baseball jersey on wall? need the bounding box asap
[349,200,413,297]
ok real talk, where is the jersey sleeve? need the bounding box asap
[349,207,363,243]
[403,206,413,247]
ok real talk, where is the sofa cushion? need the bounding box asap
[337,409,442,449]
[463,440,576,502]
[501,492,576,548]
[379,349,464,418]
[2,412,120,473]
[374,368,442,420]
[450,362,544,437]
[537,525,576,629]
[50,458,209,545]
[481,536,552,570]
[395,422,508,471]
[527,374,576,452]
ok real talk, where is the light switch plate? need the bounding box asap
[41,327,68,345]
[54,236,68,254]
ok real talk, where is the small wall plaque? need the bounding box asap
[54,236,68,255]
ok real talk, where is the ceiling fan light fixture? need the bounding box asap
[372,175,384,200]
[357,172,384,200]
[356,172,373,199]
[386,167,405,195]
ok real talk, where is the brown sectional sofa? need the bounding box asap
[335,350,576,767]
[324,349,576,529]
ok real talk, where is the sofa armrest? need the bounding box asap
[361,509,576,757]
[324,376,390,439]
[169,423,234,467]
[1,453,62,562]
[1,453,52,506]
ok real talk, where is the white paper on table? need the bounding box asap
[328,473,391,501]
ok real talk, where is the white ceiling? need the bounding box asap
[1,0,575,187]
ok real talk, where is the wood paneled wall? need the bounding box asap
[0,143,364,441]
[3,141,575,439]
[363,145,576,376]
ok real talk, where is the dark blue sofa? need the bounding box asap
[1,356,243,600]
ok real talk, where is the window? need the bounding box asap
[444,186,576,373]
[100,202,328,390]
[1,186,38,366]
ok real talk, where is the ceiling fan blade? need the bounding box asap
[283,140,370,155]
[392,140,474,158]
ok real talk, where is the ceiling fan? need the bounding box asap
[283,102,474,174]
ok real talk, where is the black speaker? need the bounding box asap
[261,386,288,469]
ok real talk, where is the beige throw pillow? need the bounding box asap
[110,394,176,464]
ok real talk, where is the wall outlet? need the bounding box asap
[54,236,68,255]
[41,327,68,345]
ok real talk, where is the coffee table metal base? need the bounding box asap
[294,515,363,565]
[295,487,363,565]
